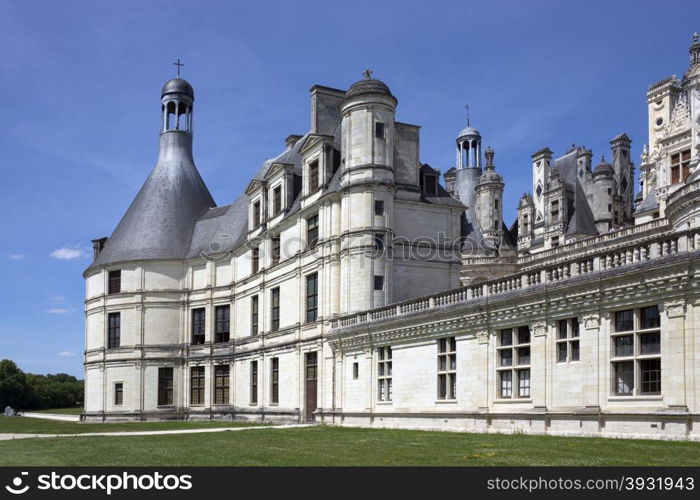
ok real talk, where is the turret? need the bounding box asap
[592,155,615,232]
[517,193,535,251]
[475,146,504,238]
[610,133,634,223]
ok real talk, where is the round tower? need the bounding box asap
[474,146,504,238]
[592,155,615,232]
[339,71,397,312]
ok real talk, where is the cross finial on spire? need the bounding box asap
[363,69,373,80]
[464,104,470,126]
[174,59,184,78]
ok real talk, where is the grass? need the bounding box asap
[0,416,267,435]
[0,423,699,466]
[33,407,83,415]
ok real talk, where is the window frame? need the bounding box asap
[251,295,259,336]
[555,317,580,363]
[250,360,258,406]
[496,326,531,399]
[214,365,230,405]
[107,312,120,349]
[377,346,393,402]
[114,382,123,406]
[437,337,457,401]
[190,366,205,406]
[306,214,319,249]
[191,308,206,345]
[270,357,279,405]
[308,159,320,192]
[374,199,385,216]
[214,305,230,343]
[610,306,662,397]
[157,367,174,406]
[108,270,121,294]
[306,273,318,323]
[271,287,280,332]
[272,185,282,215]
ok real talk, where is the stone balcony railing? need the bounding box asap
[330,220,700,332]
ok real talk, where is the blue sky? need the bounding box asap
[0,0,698,377]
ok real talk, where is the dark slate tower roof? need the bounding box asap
[89,78,215,269]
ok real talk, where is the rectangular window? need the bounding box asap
[190,366,205,405]
[309,160,319,192]
[352,362,359,379]
[157,367,174,406]
[551,236,559,247]
[191,308,205,345]
[251,295,259,336]
[551,200,559,222]
[273,186,282,215]
[271,358,279,404]
[306,273,318,323]
[114,382,123,406]
[374,199,385,216]
[496,326,531,399]
[214,305,230,343]
[271,235,281,266]
[611,306,662,396]
[374,275,384,291]
[494,199,500,210]
[271,287,280,332]
[214,365,229,405]
[437,337,457,400]
[424,174,437,195]
[377,346,392,402]
[253,201,261,227]
[670,150,691,184]
[307,215,319,249]
[107,312,120,349]
[251,247,259,274]
[375,122,385,139]
[374,233,385,251]
[555,318,580,363]
[108,270,121,294]
[250,361,258,405]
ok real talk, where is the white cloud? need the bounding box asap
[8,254,24,260]
[49,293,65,302]
[50,247,86,260]
[57,351,76,357]
[46,308,72,314]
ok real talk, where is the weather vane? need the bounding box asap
[363,69,373,80]
[173,59,184,78]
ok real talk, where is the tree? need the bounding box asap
[0,360,33,409]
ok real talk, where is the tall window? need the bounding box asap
[158,367,174,406]
[374,233,385,251]
[424,174,437,195]
[107,312,120,349]
[108,270,121,294]
[250,361,258,405]
[307,215,319,249]
[306,273,318,323]
[375,122,385,139]
[214,365,229,405]
[190,366,205,405]
[114,382,123,406]
[271,236,281,266]
[670,150,691,184]
[271,287,280,332]
[556,317,580,363]
[437,337,456,400]
[374,199,385,216]
[377,346,392,402]
[253,200,261,227]
[497,326,531,398]
[270,358,279,405]
[252,247,260,274]
[611,306,661,396]
[309,160,319,191]
[374,275,384,291]
[251,295,259,336]
[550,200,560,222]
[191,308,205,345]
[272,185,282,215]
[215,305,230,343]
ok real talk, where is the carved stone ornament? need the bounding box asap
[476,329,489,344]
[583,314,600,330]
[665,299,686,318]
[532,321,547,337]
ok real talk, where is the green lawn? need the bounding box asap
[0,424,699,466]
[33,407,83,415]
[0,416,266,435]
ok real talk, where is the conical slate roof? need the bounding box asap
[91,132,215,267]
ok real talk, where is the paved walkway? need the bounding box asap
[20,412,81,422]
[0,423,314,441]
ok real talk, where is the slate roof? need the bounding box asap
[634,189,659,214]
[551,149,599,237]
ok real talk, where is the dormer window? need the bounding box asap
[375,122,385,139]
[253,201,261,227]
[272,186,282,215]
[423,174,437,196]
[309,160,319,192]
[550,200,559,223]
